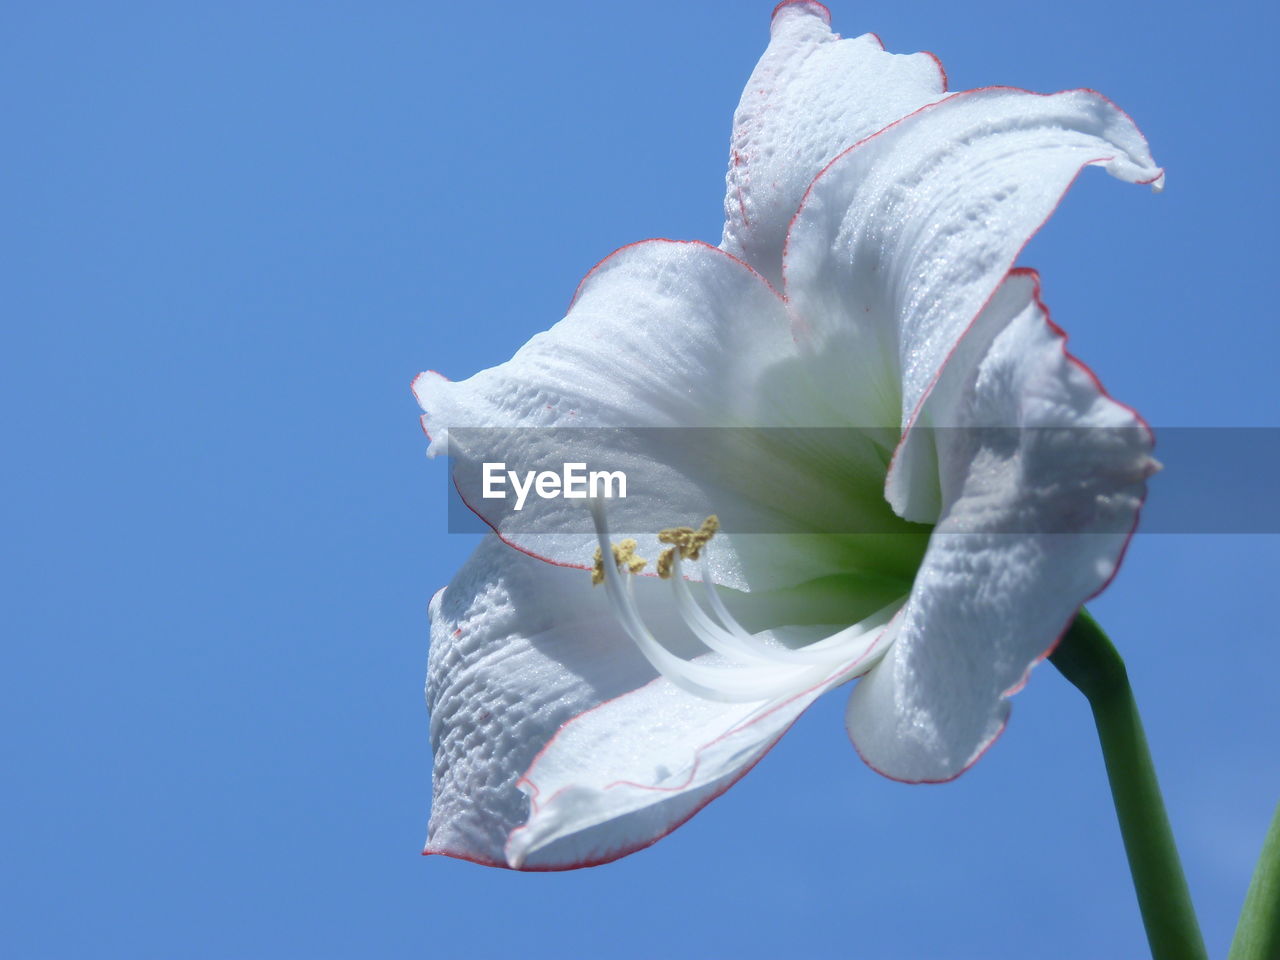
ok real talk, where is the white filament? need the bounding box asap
[588,501,900,703]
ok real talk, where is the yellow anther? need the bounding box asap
[591,539,647,586]
[613,538,648,575]
[658,525,695,551]
[657,515,720,561]
[594,517,717,584]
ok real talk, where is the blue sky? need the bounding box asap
[5,1,1277,957]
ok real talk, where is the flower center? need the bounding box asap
[588,500,901,703]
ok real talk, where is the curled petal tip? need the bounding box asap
[504,815,545,871]
[1149,170,1166,194]
[770,0,831,26]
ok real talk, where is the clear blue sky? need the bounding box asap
[5,1,1277,957]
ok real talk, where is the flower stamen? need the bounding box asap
[585,501,898,703]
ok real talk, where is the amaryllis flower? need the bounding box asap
[413,1,1162,870]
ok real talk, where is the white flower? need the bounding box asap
[413,1,1162,870]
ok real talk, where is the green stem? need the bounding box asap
[1229,800,1280,960]
[1050,610,1206,960]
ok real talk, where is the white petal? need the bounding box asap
[506,627,890,869]
[413,241,792,447]
[721,1,947,287]
[845,271,1156,782]
[414,238,916,593]
[783,86,1163,478]
[425,535,676,867]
